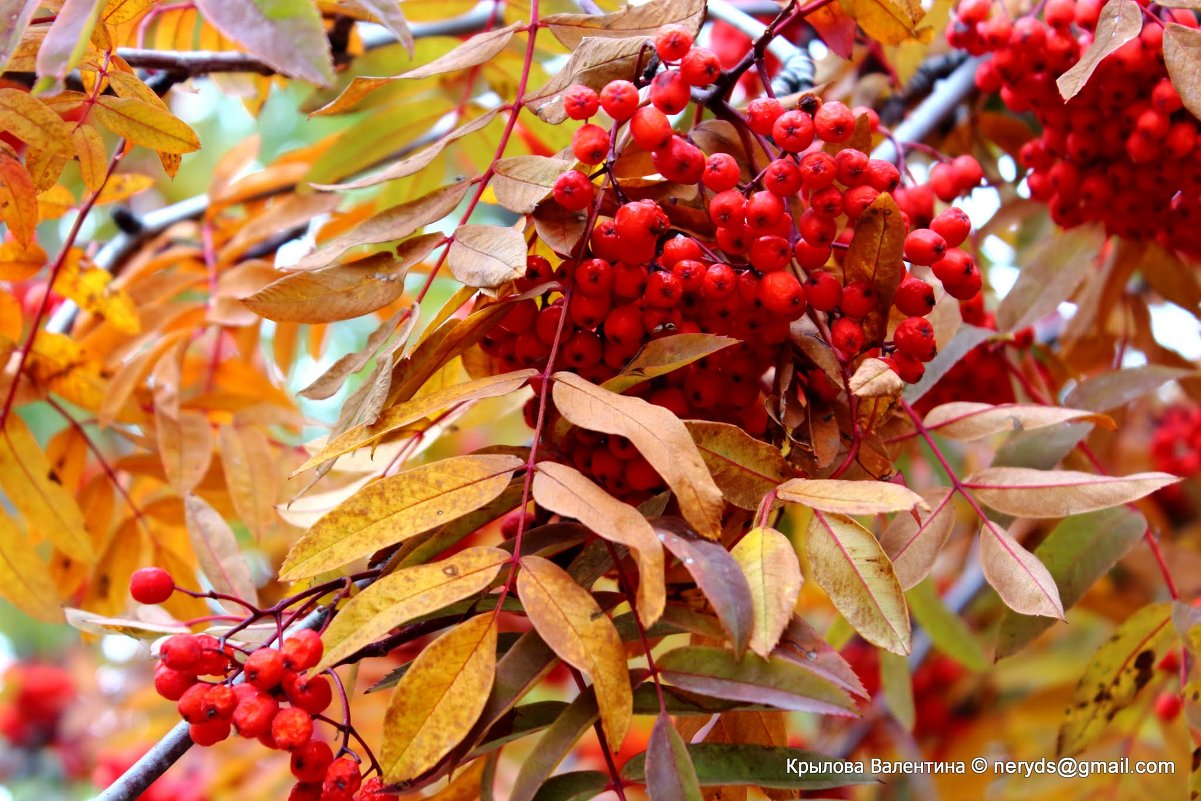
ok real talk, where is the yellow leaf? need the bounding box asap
[552,371,724,539]
[839,0,925,44]
[531,461,665,623]
[95,173,154,205]
[104,0,158,23]
[0,292,20,342]
[281,454,524,579]
[52,253,140,334]
[517,555,631,747]
[963,467,1180,518]
[777,478,927,516]
[91,96,201,154]
[0,88,74,157]
[156,408,213,496]
[1057,602,1175,755]
[382,613,496,781]
[72,124,108,191]
[0,418,92,562]
[319,547,509,670]
[684,421,796,511]
[217,425,278,541]
[0,238,46,281]
[298,369,536,471]
[0,512,63,621]
[0,154,37,246]
[731,527,802,658]
[806,512,910,654]
[37,184,75,220]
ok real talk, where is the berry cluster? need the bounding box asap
[0,662,75,749]
[949,0,1201,254]
[134,569,391,801]
[1151,404,1201,512]
[485,24,987,498]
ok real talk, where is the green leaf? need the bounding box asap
[906,580,987,671]
[530,772,609,801]
[510,688,602,801]
[623,744,874,790]
[995,507,1146,659]
[878,650,915,730]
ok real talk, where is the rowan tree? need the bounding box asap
[0,0,1199,799]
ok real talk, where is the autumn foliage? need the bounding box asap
[0,0,1200,800]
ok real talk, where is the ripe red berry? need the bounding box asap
[644,270,683,308]
[772,110,816,152]
[177,683,211,724]
[244,648,286,690]
[750,235,791,272]
[572,124,609,164]
[615,199,668,244]
[931,248,975,286]
[130,567,175,604]
[839,280,877,319]
[794,239,831,271]
[894,317,938,361]
[895,276,936,317]
[563,84,599,120]
[649,70,689,115]
[652,136,704,183]
[189,718,231,746]
[951,155,983,191]
[291,740,335,782]
[830,317,866,356]
[708,190,745,226]
[814,101,855,143]
[284,672,334,715]
[930,207,971,247]
[655,25,694,62]
[161,634,202,672]
[1158,649,1182,674]
[281,630,324,672]
[232,690,279,738]
[759,272,807,318]
[599,80,639,121]
[745,191,785,232]
[702,153,741,191]
[804,271,842,312]
[661,234,702,266]
[324,756,363,799]
[903,228,948,266]
[290,783,323,801]
[746,98,785,136]
[553,170,595,211]
[702,263,737,300]
[629,106,673,151]
[1154,691,1183,722]
[272,707,314,751]
[929,162,960,202]
[942,262,983,300]
[799,151,837,190]
[680,47,720,86]
[763,158,802,196]
[835,148,868,185]
[154,664,196,701]
[891,351,926,383]
[201,684,237,720]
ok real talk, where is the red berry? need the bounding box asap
[629,106,673,151]
[644,270,682,308]
[232,690,279,738]
[892,351,926,383]
[772,110,816,152]
[289,783,323,801]
[814,101,855,143]
[750,235,791,272]
[702,263,737,300]
[952,154,983,190]
[130,567,175,604]
[830,317,866,356]
[895,276,936,317]
[930,207,971,247]
[680,47,721,86]
[894,316,938,361]
[903,228,948,266]
[804,271,842,311]
[281,630,324,672]
[553,170,595,211]
[763,158,802,196]
[839,280,877,319]
[291,740,335,782]
[834,148,868,185]
[759,271,807,318]
[655,25,694,62]
[201,684,237,720]
[189,717,231,746]
[272,707,314,751]
[244,648,286,691]
[1154,691,1183,722]
[702,153,741,191]
[649,70,689,115]
[154,665,197,701]
[284,672,334,715]
[161,634,202,672]
[929,162,960,202]
[931,248,975,286]
[177,683,211,724]
[599,80,639,122]
[746,98,785,136]
[1158,649,1182,674]
[745,191,785,232]
[794,239,831,271]
[799,151,837,190]
[572,124,609,164]
[652,135,704,183]
[708,190,746,226]
[661,234,702,266]
[323,756,363,797]
[563,84,599,120]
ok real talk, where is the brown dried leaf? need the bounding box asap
[603,334,737,395]
[183,494,259,612]
[922,402,1114,441]
[398,23,521,79]
[995,225,1104,332]
[544,0,705,48]
[777,477,926,515]
[1167,24,1201,120]
[684,421,795,511]
[878,488,956,590]
[526,36,647,125]
[964,467,1180,518]
[552,371,724,539]
[841,193,905,343]
[532,461,665,624]
[448,224,527,291]
[1058,0,1142,101]
[492,156,575,215]
[978,518,1064,618]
